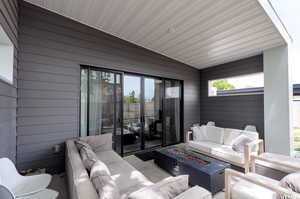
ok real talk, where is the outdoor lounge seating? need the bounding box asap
[0,158,54,198]
[186,125,264,172]
[225,153,300,199]
[66,134,213,199]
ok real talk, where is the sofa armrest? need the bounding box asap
[79,134,112,152]
[244,139,264,173]
[186,131,193,143]
[225,169,300,199]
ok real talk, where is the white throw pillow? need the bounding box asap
[191,125,207,141]
[223,129,242,146]
[205,126,224,144]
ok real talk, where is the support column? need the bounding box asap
[264,45,293,155]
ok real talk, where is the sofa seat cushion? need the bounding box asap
[109,161,153,195]
[211,145,244,164]
[231,173,278,199]
[188,141,222,154]
[96,150,124,165]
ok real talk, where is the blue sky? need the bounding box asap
[270,0,300,84]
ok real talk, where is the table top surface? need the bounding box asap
[155,145,231,174]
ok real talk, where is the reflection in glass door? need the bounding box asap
[144,78,163,149]
[123,75,142,153]
[80,67,123,153]
[164,80,182,145]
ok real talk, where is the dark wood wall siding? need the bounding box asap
[200,55,264,139]
[17,2,200,171]
[0,0,18,162]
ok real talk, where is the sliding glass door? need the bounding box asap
[81,66,182,155]
[144,78,163,149]
[123,75,142,153]
[164,79,182,145]
[80,67,123,153]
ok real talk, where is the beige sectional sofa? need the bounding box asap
[186,125,264,171]
[66,134,212,199]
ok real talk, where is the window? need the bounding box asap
[0,25,14,84]
[293,96,300,152]
[208,72,264,97]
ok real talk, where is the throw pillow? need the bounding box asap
[90,161,120,199]
[80,146,98,171]
[276,172,300,199]
[128,175,189,199]
[232,134,253,153]
[75,140,92,151]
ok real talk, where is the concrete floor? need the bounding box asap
[50,155,225,199]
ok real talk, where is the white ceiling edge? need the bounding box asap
[257,0,293,45]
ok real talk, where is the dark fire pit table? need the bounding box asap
[154,146,231,194]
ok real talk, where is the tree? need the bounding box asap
[213,80,235,91]
[124,91,140,103]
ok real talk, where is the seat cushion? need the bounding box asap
[205,126,224,144]
[96,150,125,165]
[128,175,189,199]
[212,145,244,164]
[109,161,153,195]
[188,141,222,154]
[231,173,278,199]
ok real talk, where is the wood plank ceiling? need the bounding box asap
[24,0,286,69]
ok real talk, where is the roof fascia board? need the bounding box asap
[257,0,293,45]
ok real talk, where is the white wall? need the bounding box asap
[264,45,293,155]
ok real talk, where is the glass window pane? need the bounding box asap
[208,72,264,96]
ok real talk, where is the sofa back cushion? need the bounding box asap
[80,134,112,153]
[223,129,242,146]
[205,126,224,144]
[191,126,207,141]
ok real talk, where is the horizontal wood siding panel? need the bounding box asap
[0,0,18,162]
[17,2,200,171]
[199,55,264,139]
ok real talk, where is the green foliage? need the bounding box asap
[213,80,235,91]
[124,91,140,103]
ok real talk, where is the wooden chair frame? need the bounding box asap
[225,168,300,199]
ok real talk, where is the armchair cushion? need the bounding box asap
[212,145,244,164]
[277,172,300,199]
[231,173,278,199]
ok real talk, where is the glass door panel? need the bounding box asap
[123,75,142,153]
[144,78,163,149]
[164,80,182,145]
[114,74,123,154]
